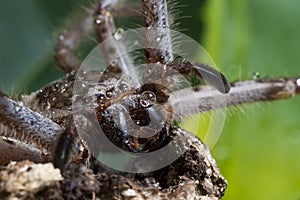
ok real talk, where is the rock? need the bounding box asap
[0,128,227,199]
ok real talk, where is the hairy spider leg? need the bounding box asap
[55,1,139,74]
[168,77,300,120]
[141,0,178,94]
[142,0,173,64]
[166,61,231,93]
[95,0,139,84]
[0,91,62,164]
[55,6,96,74]
[0,138,48,165]
[141,0,230,94]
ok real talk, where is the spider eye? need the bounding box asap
[139,91,156,108]
[127,91,156,126]
[126,83,170,126]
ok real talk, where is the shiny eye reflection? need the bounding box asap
[140,91,157,108]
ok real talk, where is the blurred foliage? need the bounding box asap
[202,0,300,200]
[0,0,299,199]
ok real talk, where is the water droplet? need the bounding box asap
[100,94,106,100]
[113,28,124,40]
[58,35,64,41]
[15,106,21,112]
[60,88,67,93]
[81,83,87,88]
[132,40,139,47]
[118,83,128,91]
[296,78,300,86]
[96,93,106,103]
[111,60,117,67]
[140,91,156,108]
[153,3,157,9]
[95,15,104,25]
[252,72,260,80]
[156,37,161,42]
[52,97,56,101]
[121,189,137,197]
[95,19,102,24]
[106,91,113,98]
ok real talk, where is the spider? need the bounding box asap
[0,0,300,199]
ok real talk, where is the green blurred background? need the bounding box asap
[0,0,299,199]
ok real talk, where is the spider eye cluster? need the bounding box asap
[85,75,174,152]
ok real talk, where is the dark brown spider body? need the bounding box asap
[21,67,170,164]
